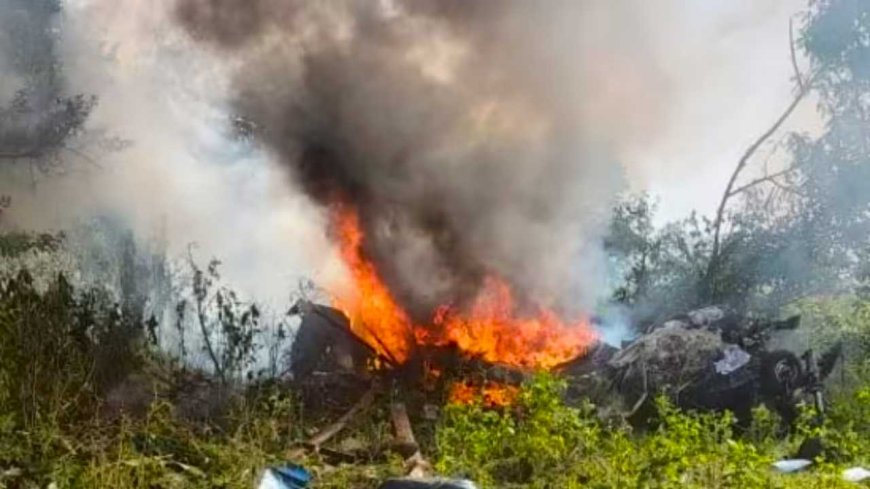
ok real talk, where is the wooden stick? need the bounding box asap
[405,452,431,479]
[304,384,378,451]
[390,402,419,458]
[390,402,431,478]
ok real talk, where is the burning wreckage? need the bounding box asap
[568,306,842,426]
[280,298,846,485]
[279,206,842,486]
[288,301,842,427]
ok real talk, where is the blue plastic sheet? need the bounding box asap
[257,464,311,489]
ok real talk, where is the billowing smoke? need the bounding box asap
[0,0,813,325]
[0,0,334,305]
[172,0,672,319]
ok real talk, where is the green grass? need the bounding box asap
[436,375,870,489]
[2,271,870,488]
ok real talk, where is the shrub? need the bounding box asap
[3,260,870,488]
[435,374,870,489]
[0,271,143,429]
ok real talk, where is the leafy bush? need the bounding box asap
[0,271,143,429]
[175,256,263,385]
[436,374,870,489]
[2,254,870,488]
[0,267,403,488]
[792,296,870,364]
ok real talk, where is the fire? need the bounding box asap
[331,207,414,364]
[448,381,520,407]
[425,278,597,369]
[329,205,597,370]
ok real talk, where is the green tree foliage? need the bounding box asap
[606,196,711,322]
[791,0,870,277]
[2,277,867,489]
[0,271,143,429]
[0,231,64,258]
[0,0,98,169]
[607,0,870,323]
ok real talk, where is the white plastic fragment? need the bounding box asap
[772,459,813,473]
[714,344,751,374]
[257,470,283,489]
[687,306,725,326]
[842,467,870,483]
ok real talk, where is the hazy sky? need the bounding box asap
[2,0,823,304]
[65,0,819,223]
[621,0,820,222]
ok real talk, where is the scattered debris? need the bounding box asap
[842,467,870,483]
[288,300,379,380]
[285,298,848,489]
[772,459,812,473]
[257,464,311,489]
[714,344,752,375]
[391,401,431,478]
[304,383,379,452]
[600,306,842,424]
[378,478,479,489]
[772,462,870,483]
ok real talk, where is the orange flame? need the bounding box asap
[448,381,520,407]
[331,207,414,363]
[329,205,597,370]
[424,277,597,369]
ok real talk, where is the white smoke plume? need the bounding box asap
[0,0,815,317]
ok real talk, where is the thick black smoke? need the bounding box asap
[173,0,663,319]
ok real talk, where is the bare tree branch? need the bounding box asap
[767,173,808,198]
[60,144,102,169]
[790,17,806,92]
[763,186,779,212]
[706,21,815,296]
[0,143,103,173]
[0,150,41,159]
[709,88,807,262]
[727,166,799,197]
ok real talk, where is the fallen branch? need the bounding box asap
[391,402,420,458]
[304,383,378,451]
[391,402,431,478]
[0,150,40,159]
